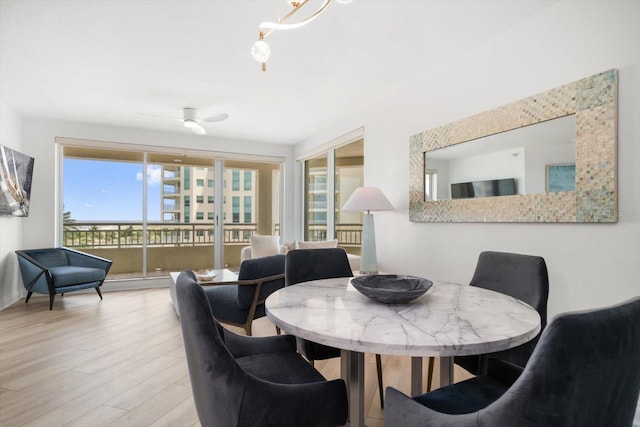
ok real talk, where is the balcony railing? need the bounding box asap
[63,222,262,248]
[62,222,361,278]
[63,222,362,249]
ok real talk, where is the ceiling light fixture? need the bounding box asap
[251,0,352,71]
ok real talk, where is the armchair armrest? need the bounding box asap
[15,250,50,291]
[223,328,297,358]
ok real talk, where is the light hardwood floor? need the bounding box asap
[0,288,472,426]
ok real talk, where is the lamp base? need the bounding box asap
[359,213,378,275]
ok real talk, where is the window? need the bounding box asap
[244,171,252,190]
[184,168,190,190]
[244,196,252,223]
[232,196,240,223]
[232,170,240,191]
[304,138,364,255]
[425,169,438,201]
[62,143,282,279]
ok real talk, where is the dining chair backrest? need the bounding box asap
[384,297,640,427]
[175,270,246,426]
[480,297,640,427]
[285,248,353,286]
[463,250,549,373]
[236,254,285,309]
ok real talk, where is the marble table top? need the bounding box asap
[266,277,541,357]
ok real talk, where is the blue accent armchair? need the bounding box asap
[16,247,112,310]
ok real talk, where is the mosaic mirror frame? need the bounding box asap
[409,69,618,223]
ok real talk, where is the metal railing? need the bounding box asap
[63,222,259,248]
[63,222,362,249]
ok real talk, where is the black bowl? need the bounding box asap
[350,274,433,303]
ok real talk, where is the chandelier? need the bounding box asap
[251,0,352,71]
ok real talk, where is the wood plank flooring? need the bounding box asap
[0,288,472,426]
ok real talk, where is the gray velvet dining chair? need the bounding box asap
[175,269,348,427]
[384,296,640,427]
[203,254,285,336]
[454,250,549,376]
[285,248,386,408]
[419,251,549,392]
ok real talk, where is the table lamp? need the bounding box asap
[342,187,393,274]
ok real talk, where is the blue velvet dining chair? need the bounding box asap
[175,270,348,427]
[385,297,640,427]
[16,247,112,310]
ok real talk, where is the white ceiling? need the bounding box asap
[0,0,554,145]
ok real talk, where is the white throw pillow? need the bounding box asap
[250,235,281,258]
[294,239,339,249]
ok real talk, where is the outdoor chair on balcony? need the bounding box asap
[203,254,285,336]
[15,247,112,310]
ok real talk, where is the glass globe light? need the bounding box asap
[251,40,271,63]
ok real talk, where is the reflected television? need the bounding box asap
[451,178,516,199]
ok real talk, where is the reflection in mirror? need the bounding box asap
[424,114,576,201]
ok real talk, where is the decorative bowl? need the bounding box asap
[351,274,432,304]
[195,269,217,282]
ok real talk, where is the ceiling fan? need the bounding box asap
[140,107,229,135]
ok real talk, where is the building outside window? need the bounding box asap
[232,170,240,191]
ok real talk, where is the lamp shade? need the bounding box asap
[342,187,393,212]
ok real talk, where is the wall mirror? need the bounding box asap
[409,69,617,222]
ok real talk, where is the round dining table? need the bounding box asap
[265,277,540,427]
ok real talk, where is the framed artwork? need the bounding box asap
[546,163,576,193]
[0,145,35,217]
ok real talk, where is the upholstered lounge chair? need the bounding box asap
[203,254,285,336]
[385,297,640,427]
[176,270,348,427]
[16,247,112,310]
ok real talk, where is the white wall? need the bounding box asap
[0,102,25,309]
[297,1,640,320]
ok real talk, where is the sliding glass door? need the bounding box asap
[303,138,363,255]
[62,144,281,279]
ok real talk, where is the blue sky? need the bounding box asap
[64,159,161,221]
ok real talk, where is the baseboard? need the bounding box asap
[0,277,170,312]
[0,293,21,311]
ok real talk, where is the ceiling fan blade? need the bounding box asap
[201,113,229,123]
[191,124,206,135]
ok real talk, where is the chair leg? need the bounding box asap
[49,293,55,310]
[95,286,103,300]
[427,357,434,392]
[25,291,33,304]
[376,354,384,408]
